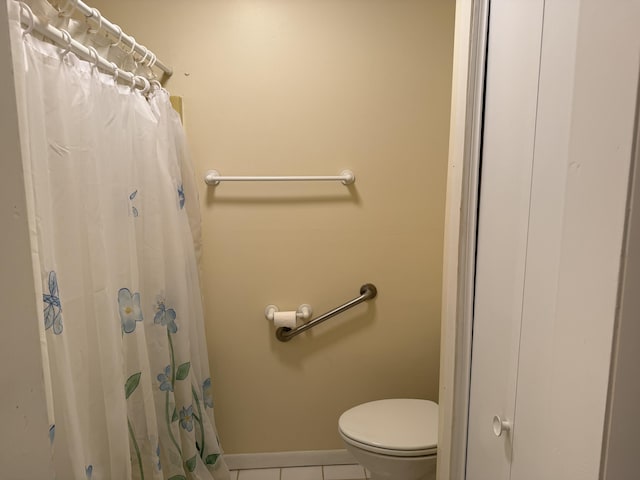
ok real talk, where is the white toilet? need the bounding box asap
[338,399,438,480]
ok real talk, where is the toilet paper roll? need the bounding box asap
[273,311,297,329]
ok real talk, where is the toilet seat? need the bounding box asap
[338,399,438,458]
[340,431,437,457]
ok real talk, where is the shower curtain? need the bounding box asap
[8,3,229,479]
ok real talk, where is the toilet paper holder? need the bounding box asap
[267,284,378,342]
[264,304,313,323]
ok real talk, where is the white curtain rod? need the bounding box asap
[16,2,160,92]
[56,0,172,80]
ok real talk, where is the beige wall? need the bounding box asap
[91,0,454,453]
[1,2,55,476]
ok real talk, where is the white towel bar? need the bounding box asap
[203,170,355,186]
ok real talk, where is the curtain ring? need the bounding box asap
[110,24,123,47]
[150,79,164,94]
[59,29,73,57]
[139,76,151,95]
[148,52,157,69]
[18,2,35,36]
[126,36,137,55]
[128,73,137,89]
[138,46,150,66]
[87,8,102,34]
[110,62,120,83]
[87,46,100,71]
[146,52,158,80]
[133,46,148,70]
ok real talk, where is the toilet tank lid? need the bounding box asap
[338,399,438,451]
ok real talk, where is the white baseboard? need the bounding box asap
[224,449,357,470]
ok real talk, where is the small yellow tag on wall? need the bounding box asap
[170,96,184,124]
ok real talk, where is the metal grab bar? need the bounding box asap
[276,284,377,342]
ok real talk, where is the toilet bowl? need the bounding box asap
[338,399,438,480]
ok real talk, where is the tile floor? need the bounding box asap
[230,464,369,480]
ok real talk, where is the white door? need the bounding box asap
[465,1,545,478]
[466,1,640,479]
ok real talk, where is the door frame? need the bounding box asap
[437,1,490,479]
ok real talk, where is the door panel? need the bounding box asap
[467,1,640,479]
[465,1,544,479]
[510,1,640,479]
[507,1,580,479]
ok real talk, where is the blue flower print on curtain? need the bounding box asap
[177,184,185,209]
[85,465,93,479]
[129,190,139,217]
[153,295,190,459]
[155,444,162,472]
[118,288,143,333]
[157,365,173,392]
[154,297,178,333]
[202,378,213,408]
[43,271,63,334]
[179,405,194,432]
[48,424,55,445]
